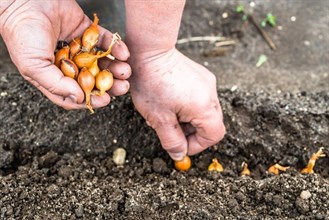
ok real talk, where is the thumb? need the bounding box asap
[152,117,188,161]
[19,60,90,110]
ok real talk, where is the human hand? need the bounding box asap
[129,49,226,160]
[0,0,130,110]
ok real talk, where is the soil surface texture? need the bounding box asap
[1,0,328,219]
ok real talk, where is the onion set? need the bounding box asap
[174,155,192,171]
[95,70,114,96]
[54,13,121,113]
[77,67,95,113]
[82,13,100,52]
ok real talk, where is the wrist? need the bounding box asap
[128,47,180,79]
[125,34,176,57]
[125,33,177,69]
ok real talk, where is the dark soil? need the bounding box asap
[1,0,329,219]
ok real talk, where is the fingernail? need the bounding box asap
[169,152,185,161]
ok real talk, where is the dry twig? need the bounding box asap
[177,36,235,46]
[248,14,277,50]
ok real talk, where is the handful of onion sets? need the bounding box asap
[54,13,121,113]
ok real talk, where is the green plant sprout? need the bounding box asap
[236,4,277,28]
[234,3,277,50]
[261,13,277,27]
[256,54,267,67]
[236,4,248,20]
[236,4,245,13]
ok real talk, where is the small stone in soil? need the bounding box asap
[300,190,312,200]
[38,151,60,168]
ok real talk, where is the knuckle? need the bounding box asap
[146,113,173,129]
[197,120,226,146]
[161,140,184,153]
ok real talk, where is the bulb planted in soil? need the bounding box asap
[268,163,290,175]
[208,158,223,172]
[301,147,326,174]
[240,162,251,176]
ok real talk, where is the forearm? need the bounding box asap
[124,0,186,57]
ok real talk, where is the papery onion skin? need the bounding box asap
[69,37,82,59]
[82,13,99,52]
[174,155,191,171]
[88,60,100,77]
[95,69,114,95]
[55,46,70,67]
[60,58,79,79]
[77,67,96,113]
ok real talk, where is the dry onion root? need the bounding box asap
[54,13,121,113]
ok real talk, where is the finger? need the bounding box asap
[97,26,130,61]
[152,115,188,160]
[90,92,111,108]
[98,59,132,80]
[39,84,111,111]
[64,16,130,61]
[107,79,130,97]
[25,63,85,105]
[187,106,226,155]
[37,84,88,110]
[97,57,111,70]
[181,123,196,136]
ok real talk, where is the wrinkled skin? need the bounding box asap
[125,0,226,160]
[128,49,226,160]
[0,0,131,110]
